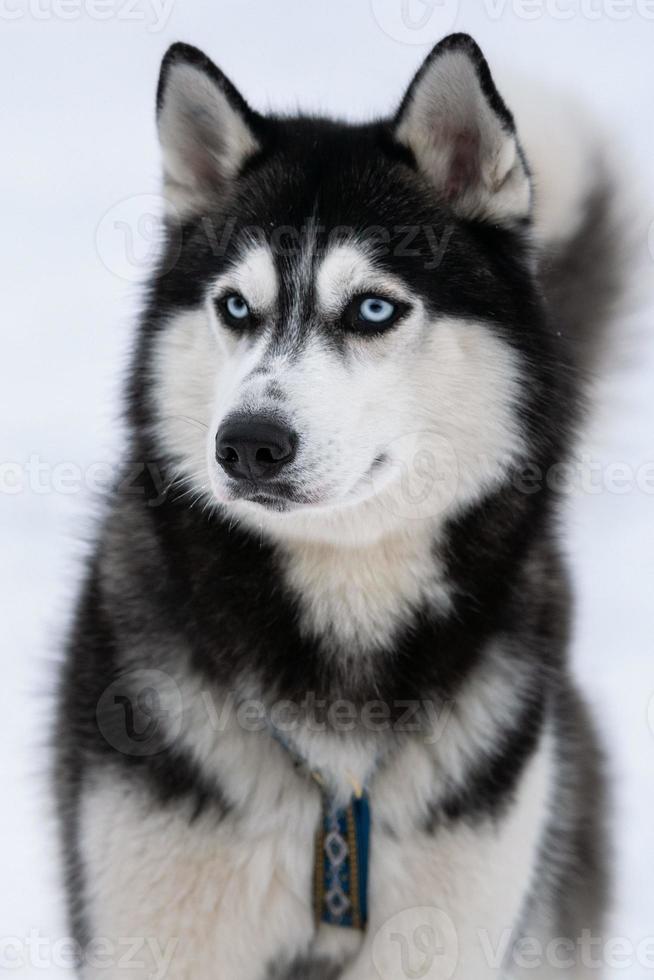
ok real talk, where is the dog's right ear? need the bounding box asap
[156,43,261,214]
[393,34,531,225]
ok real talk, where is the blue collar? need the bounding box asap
[314,789,371,929]
[270,729,371,931]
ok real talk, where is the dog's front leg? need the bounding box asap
[340,732,552,980]
[76,769,321,980]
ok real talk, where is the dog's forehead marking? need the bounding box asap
[316,243,410,314]
[283,215,319,335]
[212,242,278,310]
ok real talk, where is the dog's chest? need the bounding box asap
[277,530,450,652]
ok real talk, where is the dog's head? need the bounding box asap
[144,35,549,545]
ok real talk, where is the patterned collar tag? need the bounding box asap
[313,790,371,930]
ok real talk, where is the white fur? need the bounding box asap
[276,526,451,652]
[150,308,217,503]
[341,730,554,980]
[315,244,413,313]
[210,242,279,314]
[77,704,552,978]
[79,774,318,980]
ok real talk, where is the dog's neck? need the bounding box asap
[276,523,452,654]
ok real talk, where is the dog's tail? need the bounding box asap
[510,83,631,376]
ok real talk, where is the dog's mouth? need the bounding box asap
[234,491,299,513]
[223,454,392,515]
[224,480,313,513]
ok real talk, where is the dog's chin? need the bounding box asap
[211,454,396,519]
[210,475,317,514]
[231,493,300,515]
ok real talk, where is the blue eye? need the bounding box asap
[359,296,396,324]
[224,294,250,320]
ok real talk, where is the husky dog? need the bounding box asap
[56,33,620,980]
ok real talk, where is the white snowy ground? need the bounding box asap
[1,2,653,977]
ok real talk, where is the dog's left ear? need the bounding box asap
[156,43,261,214]
[394,34,531,224]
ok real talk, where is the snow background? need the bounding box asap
[1,0,653,975]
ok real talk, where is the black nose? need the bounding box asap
[215,416,297,483]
